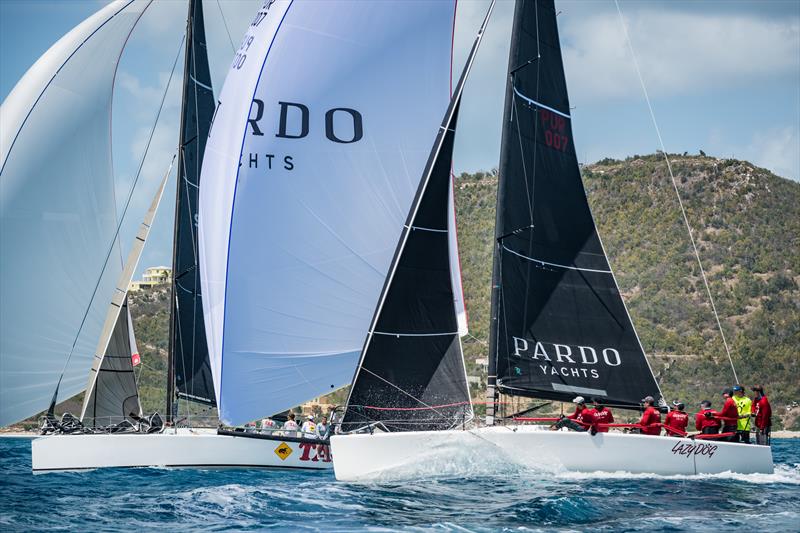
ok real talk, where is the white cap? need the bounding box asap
[572,396,585,404]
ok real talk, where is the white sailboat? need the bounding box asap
[2,0,464,471]
[330,0,774,480]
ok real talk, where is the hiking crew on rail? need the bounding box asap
[548,385,771,443]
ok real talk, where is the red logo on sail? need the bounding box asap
[131,353,141,367]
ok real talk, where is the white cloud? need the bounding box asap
[744,126,800,181]
[561,8,800,103]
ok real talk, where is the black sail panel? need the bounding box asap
[84,299,141,427]
[489,0,660,408]
[170,0,216,409]
[342,106,472,433]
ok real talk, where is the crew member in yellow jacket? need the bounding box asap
[732,385,752,443]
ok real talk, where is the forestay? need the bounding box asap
[199,0,457,425]
[0,0,149,426]
[488,0,661,409]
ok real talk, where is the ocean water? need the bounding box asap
[1,437,798,532]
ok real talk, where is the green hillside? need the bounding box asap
[455,154,799,428]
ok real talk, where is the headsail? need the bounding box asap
[341,3,495,433]
[488,0,661,410]
[199,0,457,425]
[81,165,170,424]
[82,299,143,427]
[0,0,149,426]
[168,0,217,416]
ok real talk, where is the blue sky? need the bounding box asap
[1,0,798,277]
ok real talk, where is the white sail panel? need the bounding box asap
[0,0,148,426]
[199,0,456,425]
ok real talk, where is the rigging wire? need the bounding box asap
[216,0,237,53]
[51,35,187,405]
[613,0,739,384]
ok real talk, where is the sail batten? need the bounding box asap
[488,0,661,410]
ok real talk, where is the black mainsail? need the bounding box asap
[167,0,216,416]
[487,0,661,413]
[341,4,495,433]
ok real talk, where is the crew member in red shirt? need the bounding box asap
[695,400,721,434]
[751,385,772,445]
[637,396,661,436]
[719,389,739,442]
[551,396,594,432]
[663,401,689,437]
[590,398,614,433]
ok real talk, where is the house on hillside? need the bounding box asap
[129,266,172,292]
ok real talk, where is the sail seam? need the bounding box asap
[501,244,612,273]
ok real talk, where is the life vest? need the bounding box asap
[733,395,752,431]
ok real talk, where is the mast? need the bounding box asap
[487,0,661,412]
[167,0,216,422]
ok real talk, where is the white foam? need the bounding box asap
[554,463,800,484]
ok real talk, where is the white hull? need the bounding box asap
[331,425,774,481]
[32,428,332,473]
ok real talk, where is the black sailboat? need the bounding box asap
[486,0,661,419]
[330,0,774,481]
[167,0,217,419]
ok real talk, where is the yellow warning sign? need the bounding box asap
[274,442,293,460]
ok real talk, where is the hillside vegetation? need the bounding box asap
[455,154,799,427]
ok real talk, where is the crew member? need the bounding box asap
[751,385,772,445]
[590,398,614,433]
[695,400,721,434]
[719,389,739,441]
[301,414,316,436]
[637,396,661,435]
[663,401,689,437]
[551,396,593,432]
[732,385,752,444]
[282,412,299,433]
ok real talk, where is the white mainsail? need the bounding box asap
[199,0,458,425]
[0,0,150,426]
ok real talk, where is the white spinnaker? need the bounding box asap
[199,0,456,425]
[0,0,148,426]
